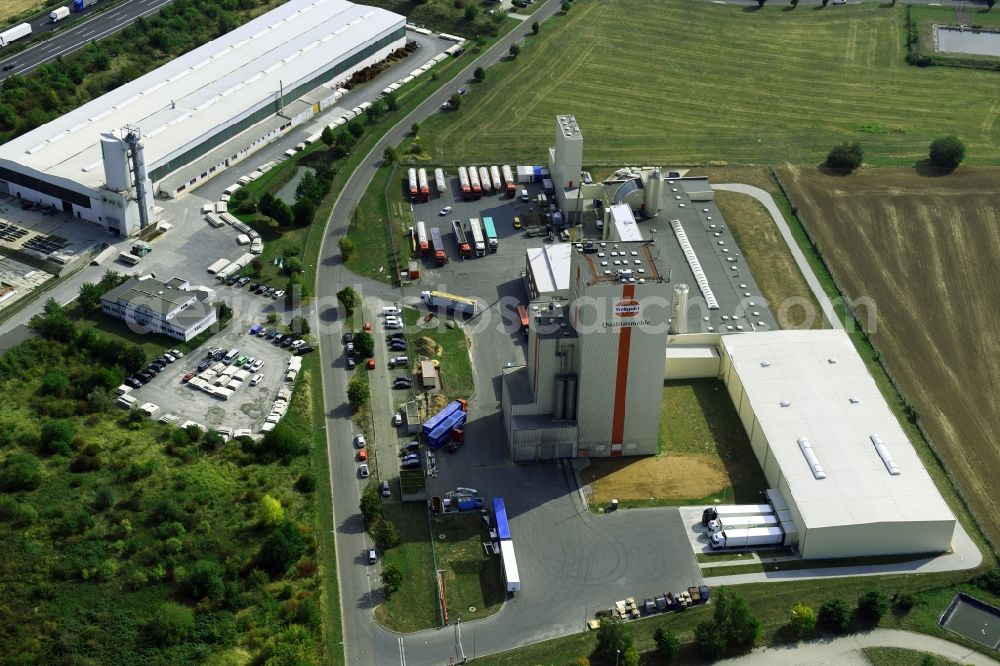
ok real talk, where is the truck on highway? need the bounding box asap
[434,167,446,194]
[73,0,102,11]
[49,6,70,22]
[458,166,472,200]
[468,165,482,197]
[482,216,498,253]
[710,526,785,550]
[468,217,486,257]
[701,504,774,526]
[0,23,31,47]
[420,289,478,317]
[451,219,470,257]
[429,226,447,266]
[479,166,492,194]
[416,220,428,256]
[707,514,780,534]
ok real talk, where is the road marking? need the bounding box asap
[81,29,95,37]
[397,637,406,666]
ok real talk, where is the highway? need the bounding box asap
[312,2,564,664]
[0,0,177,80]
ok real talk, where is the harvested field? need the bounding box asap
[583,380,768,508]
[0,0,43,26]
[778,165,1000,549]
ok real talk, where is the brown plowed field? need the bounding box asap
[778,165,1000,549]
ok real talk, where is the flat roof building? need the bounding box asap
[719,329,956,558]
[524,243,573,299]
[0,0,405,236]
[101,276,216,341]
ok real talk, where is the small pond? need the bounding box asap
[936,25,1000,58]
[939,592,1000,649]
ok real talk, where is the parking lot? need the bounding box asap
[125,320,299,433]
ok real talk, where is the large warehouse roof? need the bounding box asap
[0,0,402,188]
[526,244,572,295]
[721,329,954,530]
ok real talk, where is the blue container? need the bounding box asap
[493,497,511,540]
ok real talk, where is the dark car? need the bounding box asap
[248,283,260,292]
[297,346,315,354]
[2,64,15,72]
[387,332,405,341]
[393,378,413,389]
[343,331,354,344]
[401,460,421,470]
[225,275,240,286]
[197,359,211,371]
[281,337,294,347]
[389,341,407,351]
[146,365,162,375]
[346,357,356,370]
[273,333,285,344]
[125,377,143,389]
[137,371,154,382]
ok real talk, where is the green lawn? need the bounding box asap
[402,308,475,400]
[433,514,505,624]
[344,166,407,283]
[417,0,1000,166]
[701,551,942,578]
[864,646,961,666]
[374,504,439,631]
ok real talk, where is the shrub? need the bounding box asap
[819,598,851,633]
[0,453,41,492]
[40,418,76,456]
[257,423,309,460]
[258,495,285,527]
[857,589,890,623]
[929,135,965,170]
[149,602,195,645]
[973,568,1000,595]
[790,603,817,635]
[336,286,358,314]
[374,518,399,551]
[359,482,382,529]
[258,522,306,576]
[294,473,316,493]
[825,141,864,171]
[695,619,726,658]
[381,563,404,598]
[654,627,680,662]
[184,559,225,602]
[894,592,919,612]
[595,616,634,663]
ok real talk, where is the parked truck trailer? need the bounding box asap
[701,504,773,526]
[451,219,470,257]
[501,164,516,194]
[489,165,502,192]
[482,216,498,253]
[468,165,482,196]
[479,166,492,194]
[710,526,785,550]
[429,226,447,266]
[420,289,478,316]
[458,166,471,199]
[707,514,780,533]
[434,167,446,194]
[417,168,429,201]
[468,217,486,257]
[416,221,428,256]
[407,168,419,201]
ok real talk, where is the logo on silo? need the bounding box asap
[614,299,640,318]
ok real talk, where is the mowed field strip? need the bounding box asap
[419,0,1000,166]
[779,165,1000,549]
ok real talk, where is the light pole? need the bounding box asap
[615,648,620,666]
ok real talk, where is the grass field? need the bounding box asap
[374,504,439,631]
[0,0,43,25]
[402,308,475,400]
[582,380,768,508]
[432,514,505,624]
[777,165,1000,554]
[343,166,412,283]
[417,0,1000,166]
[864,646,961,666]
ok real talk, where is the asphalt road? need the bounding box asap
[0,0,177,80]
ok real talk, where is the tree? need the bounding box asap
[39,370,70,398]
[509,43,521,59]
[0,453,41,492]
[270,199,293,227]
[595,616,634,662]
[822,0,829,5]
[184,559,224,601]
[654,627,680,662]
[259,423,309,459]
[474,66,486,82]
[78,282,104,311]
[714,587,761,648]
[622,645,639,666]
[381,563,403,597]
[354,331,375,358]
[382,146,398,164]
[284,257,303,276]
[929,135,965,170]
[348,119,365,138]
[337,286,359,314]
[259,495,285,527]
[201,430,224,451]
[826,141,864,171]
[857,590,890,623]
[267,311,280,325]
[375,518,399,551]
[695,620,726,659]
[359,481,382,528]
[385,92,398,112]
[289,315,310,335]
[464,4,478,21]
[790,603,817,636]
[321,125,335,147]
[988,0,996,9]
[448,93,461,111]
[818,598,851,633]
[292,198,315,227]
[258,522,306,576]
[410,122,420,136]
[348,374,368,411]
[148,602,195,645]
[531,20,539,34]
[339,237,356,262]
[41,419,75,456]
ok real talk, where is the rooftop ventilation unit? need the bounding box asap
[797,437,826,479]
[870,434,901,475]
[670,219,718,309]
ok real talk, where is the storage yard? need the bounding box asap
[778,165,1000,551]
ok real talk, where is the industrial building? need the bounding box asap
[0,0,405,236]
[501,114,956,557]
[101,276,216,341]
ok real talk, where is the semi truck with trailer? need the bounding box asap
[451,219,470,257]
[468,217,486,257]
[482,216,498,252]
[710,526,785,550]
[408,168,419,201]
[417,168,430,201]
[707,514,780,533]
[73,0,103,10]
[458,166,472,200]
[502,165,516,194]
[468,165,482,197]
[416,221,428,256]
[479,166,492,194]
[50,6,70,21]
[429,226,447,266]
[434,167,446,194]
[489,165,502,192]
[420,290,479,317]
[422,399,468,449]
[0,23,31,47]
[701,504,773,526]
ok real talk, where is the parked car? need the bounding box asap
[250,324,262,335]
[273,333,285,344]
[393,377,413,389]
[389,356,409,368]
[389,341,407,351]
[343,331,354,344]
[197,359,211,372]
[357,448,368,461]
[290,339,305,349]
[281,337,294,348]
[169,349,183,358]
[346,357,356,370]
[439,206,452,216]
[401,441,419,454]
[250,374,263,386]
[145,365,162,375]
[125,377,143,389]
[381,480,391,497]
[363,321,372,332]
[249,359,264,372]
[387,332,406,341]
[513,215,522,229]
[346,342,355,357]
[272,290,285,300]
[236,355,249,366]
[182,372,196,383]
[237,277,250,287]
[354,433,366,448]
[358,464,370,478]
[366,359,376,370]
[163,352,176,363]
[245,356,257,368]
[367,548,377,564]
[392,413,403,427]
[137,371,154,382]
[400,459,421,470]
[249,283,260,292]
[298,346,315,354]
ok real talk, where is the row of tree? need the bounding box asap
[827,135,966,172]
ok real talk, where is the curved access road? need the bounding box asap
[711,183,842,330]
[718,628,1000,666]
[312,3,563,666]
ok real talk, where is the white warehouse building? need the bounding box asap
[0,0,405,236]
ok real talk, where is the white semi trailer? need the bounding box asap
[710,526,785,550]
[707,514,780,533]
[701,504,773,526]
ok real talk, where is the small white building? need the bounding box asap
[101,276,216,341]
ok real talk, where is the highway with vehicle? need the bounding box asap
[0,0,178,80]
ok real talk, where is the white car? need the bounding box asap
[249,359,264,372]
[439,206,452,216]
[291,339,305,349]
[392,413,403,427]
[358,463,370,478]
[272,290,285,300]
[250,374,263,386]
[163,352,176,362]
[169,349,183,358]
[353,433,366,448]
